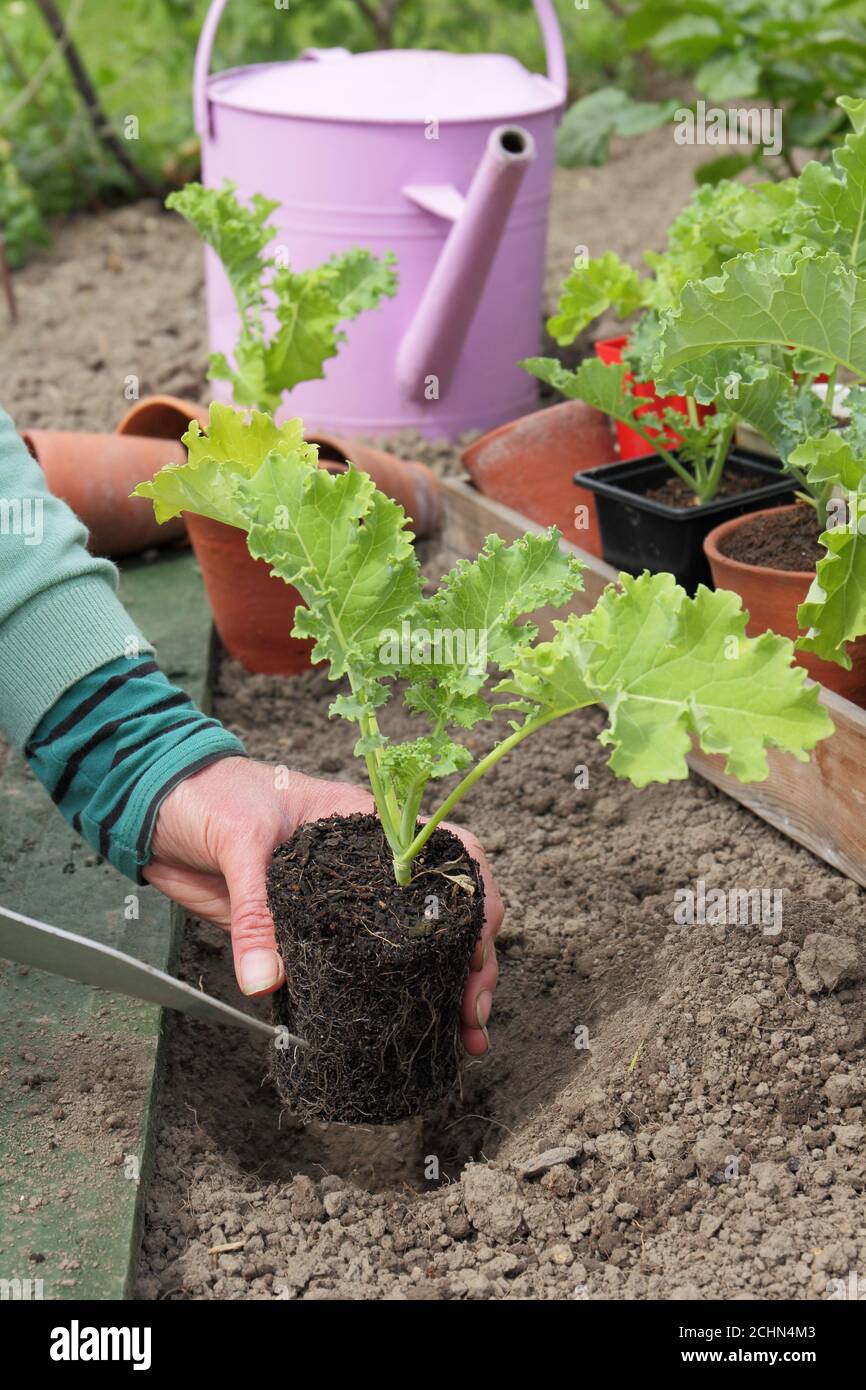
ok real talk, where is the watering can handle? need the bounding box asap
[193,0,568,137]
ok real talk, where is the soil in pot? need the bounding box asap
[705,504,866,705]
[267,813,485,1125]
[717,504,823,571]
[646,470,765,508]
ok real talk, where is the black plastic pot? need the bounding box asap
[576,448,796,592]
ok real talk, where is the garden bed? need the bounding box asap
[137,503,866,1303]
[4,130,865,1304]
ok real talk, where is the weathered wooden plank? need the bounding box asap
[0,549,214,1300]
[441,476,866,889]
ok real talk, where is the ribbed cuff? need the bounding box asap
[103,729,246,882]
[0,574,152,749]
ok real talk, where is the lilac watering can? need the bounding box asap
[193,0,567,438]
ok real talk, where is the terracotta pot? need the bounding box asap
[20,428,186,558]
[308,430,442,539]
[460,399,615,557]
[595,335,714,462]
[704,504,866,705]
[116,398,441,539]
[117,396,442,674]
[183,512,315,675]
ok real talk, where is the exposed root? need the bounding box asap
[267,814,484,1125]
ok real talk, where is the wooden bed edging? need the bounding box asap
[440,475,866,890]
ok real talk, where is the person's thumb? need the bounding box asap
[222,845,286,997]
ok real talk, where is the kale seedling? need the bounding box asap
[136,405,832,886]
[167,180,397,414]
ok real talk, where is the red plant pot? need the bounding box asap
[595,335,713,461]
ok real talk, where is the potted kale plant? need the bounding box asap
[657,97,866,701]
[521,175,811,591]
[135,404,832,1124]
[522,346,795,593]
[145,180,400,674]
[461,179,798,559]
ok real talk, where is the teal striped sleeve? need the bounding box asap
[0,404,154,748]
[25,655,246,882]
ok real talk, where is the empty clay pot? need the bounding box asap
[704,504,866,705]
[460,398,615,557]
[117,395,442,675]
[116,397,441,539]
[21,428,186,558]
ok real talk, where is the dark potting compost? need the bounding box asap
[719,505,824,573]
[267,814,485,1125]
[645,470,762,509]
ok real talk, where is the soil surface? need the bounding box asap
[720,506,823,573]
[136,655,866,1301]
[268,815,484,1124]
[3,128,865,1302]
[646,468,764,510]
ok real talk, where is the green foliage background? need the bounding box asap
[0,0,629,264]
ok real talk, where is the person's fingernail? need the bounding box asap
[475,990,492,1029]
[480,1025,491,1052]
[239,949,283,996]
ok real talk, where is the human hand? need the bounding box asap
[145,757,503,1053]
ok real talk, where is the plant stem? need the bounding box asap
[824,364,838,414]
[704,415,736,501]
[357,706,402,850]
[786,462,820,509]
[619,417,701,494]
[393,714,558,879]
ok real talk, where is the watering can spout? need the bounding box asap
[397,125,536,403]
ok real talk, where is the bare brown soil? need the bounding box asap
[136,654,866,1301]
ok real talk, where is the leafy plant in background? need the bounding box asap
[523,351,741,504]
[558,0,866,182]
[542,177,801,348]
[0,135,46,265]
[520,177,803,503]
[656,97,866,668]
[135,404,832,885]
[167,181,397,413]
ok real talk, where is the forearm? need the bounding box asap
[26,655,245,881]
